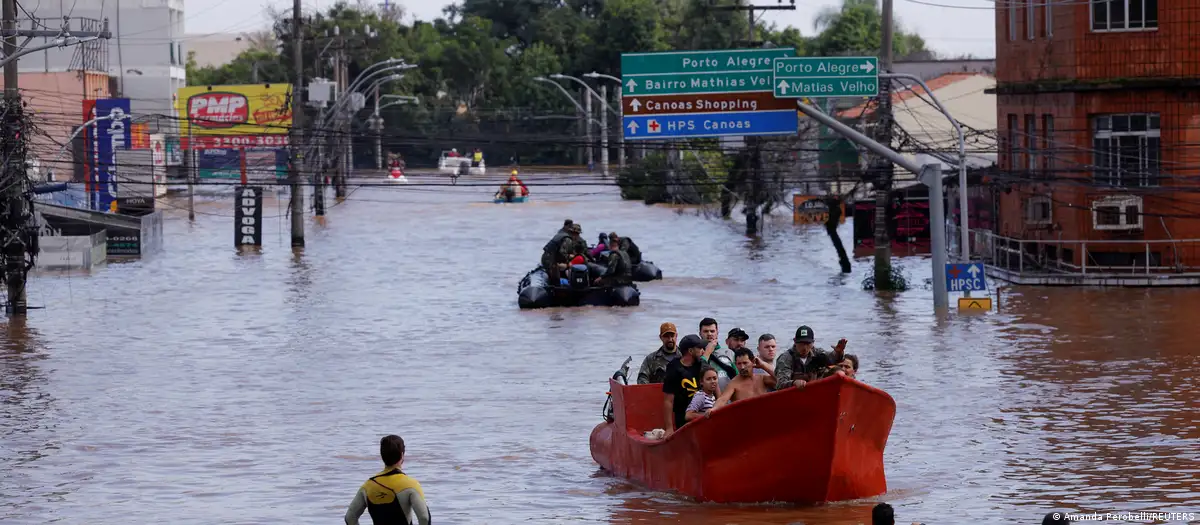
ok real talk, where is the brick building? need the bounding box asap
[991,0,1200,281]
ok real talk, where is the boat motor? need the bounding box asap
[602,356,634,422]
[569,263,591,289]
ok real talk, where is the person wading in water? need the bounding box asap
[345,435,432,525]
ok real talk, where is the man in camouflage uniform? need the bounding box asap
[774,325,847,390]
[541,220,576,285]
[637,322,679,384]
[595,232,632,287]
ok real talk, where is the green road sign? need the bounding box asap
[621,48,796,76]
[622,71,779,97]
[772,56,879,98]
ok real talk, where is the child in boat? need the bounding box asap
[684,367,720,423]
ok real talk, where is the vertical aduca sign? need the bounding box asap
[234,186,264,247]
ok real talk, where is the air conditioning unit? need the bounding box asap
[1092,195,1143,231]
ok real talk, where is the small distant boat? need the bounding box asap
[494,195,528,204]
[387,167,408,183]
[590,366,895,504]
[438,150,486,176]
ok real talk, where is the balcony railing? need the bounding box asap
[948,224,1200,278]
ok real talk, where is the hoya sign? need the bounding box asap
[189,92,249,128]
[234,186,264,247]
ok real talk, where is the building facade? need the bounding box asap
[22,0,186,132]
[992,0,1200,280]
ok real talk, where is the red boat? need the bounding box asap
[589,369,896,504]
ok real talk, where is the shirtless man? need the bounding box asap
[711,349,776,411]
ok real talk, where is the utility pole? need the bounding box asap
[187,125,195,220]
[870,0,896,289]
[2,0,26,315]
[584,87,593,171]
[616,85,625,169]
[599,84,609,177]
[1,13,107,315]
[288,0,305,246]
[333,30,348,199]
[372,88,383,173]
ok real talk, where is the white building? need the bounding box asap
[185,33,255,68]
[21,0,186,133]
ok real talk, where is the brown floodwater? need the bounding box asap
[2,174,1197,524]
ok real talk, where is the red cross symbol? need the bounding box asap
[948,266,961,279]
[648,120,660,133]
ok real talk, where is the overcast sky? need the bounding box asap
[186,0,996,58]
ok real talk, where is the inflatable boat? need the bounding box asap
[582,261,661,282]
[517,265,639,309]
[632,261,662,281]
[494,195,528,204]
[590,360,895,504]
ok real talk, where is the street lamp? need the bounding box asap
[534,76,605,172]
[549,74,616,177]
[583,72,621,84]
[550,74,618,116]
[583,72,626,169]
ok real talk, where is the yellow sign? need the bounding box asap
[175,84,293,137]
[793,195,847,225]
[957,297,993,311]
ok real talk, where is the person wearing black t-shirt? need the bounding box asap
[662,334,709,435]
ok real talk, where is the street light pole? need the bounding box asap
[599,84,608,177]
[533,77,604,166]
[551,74,618,177]
[584,72,625,169]
[793,99,949,312]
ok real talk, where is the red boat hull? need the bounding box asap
[590,374,896,503]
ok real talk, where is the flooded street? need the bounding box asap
[2,176,1197,524]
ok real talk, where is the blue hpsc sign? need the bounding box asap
[945,263,988,292]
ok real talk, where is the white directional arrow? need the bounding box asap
[967,264,980,278]
[625,79,637,92]
[629,99,642,112]
[777,79,790,94]
[861,61,876,73]
[627,121,639,135]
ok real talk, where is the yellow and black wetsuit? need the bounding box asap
[345,468,431,525]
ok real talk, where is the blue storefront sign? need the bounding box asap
[90,98,132,212]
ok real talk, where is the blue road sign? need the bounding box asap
[622,109,798,140]
[945,263,988,292]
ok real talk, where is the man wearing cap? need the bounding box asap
[637,322,679,384]
[564,223,586,263]
[774,325,848,390]
[541,220,575,284]
[662,334,708,434]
